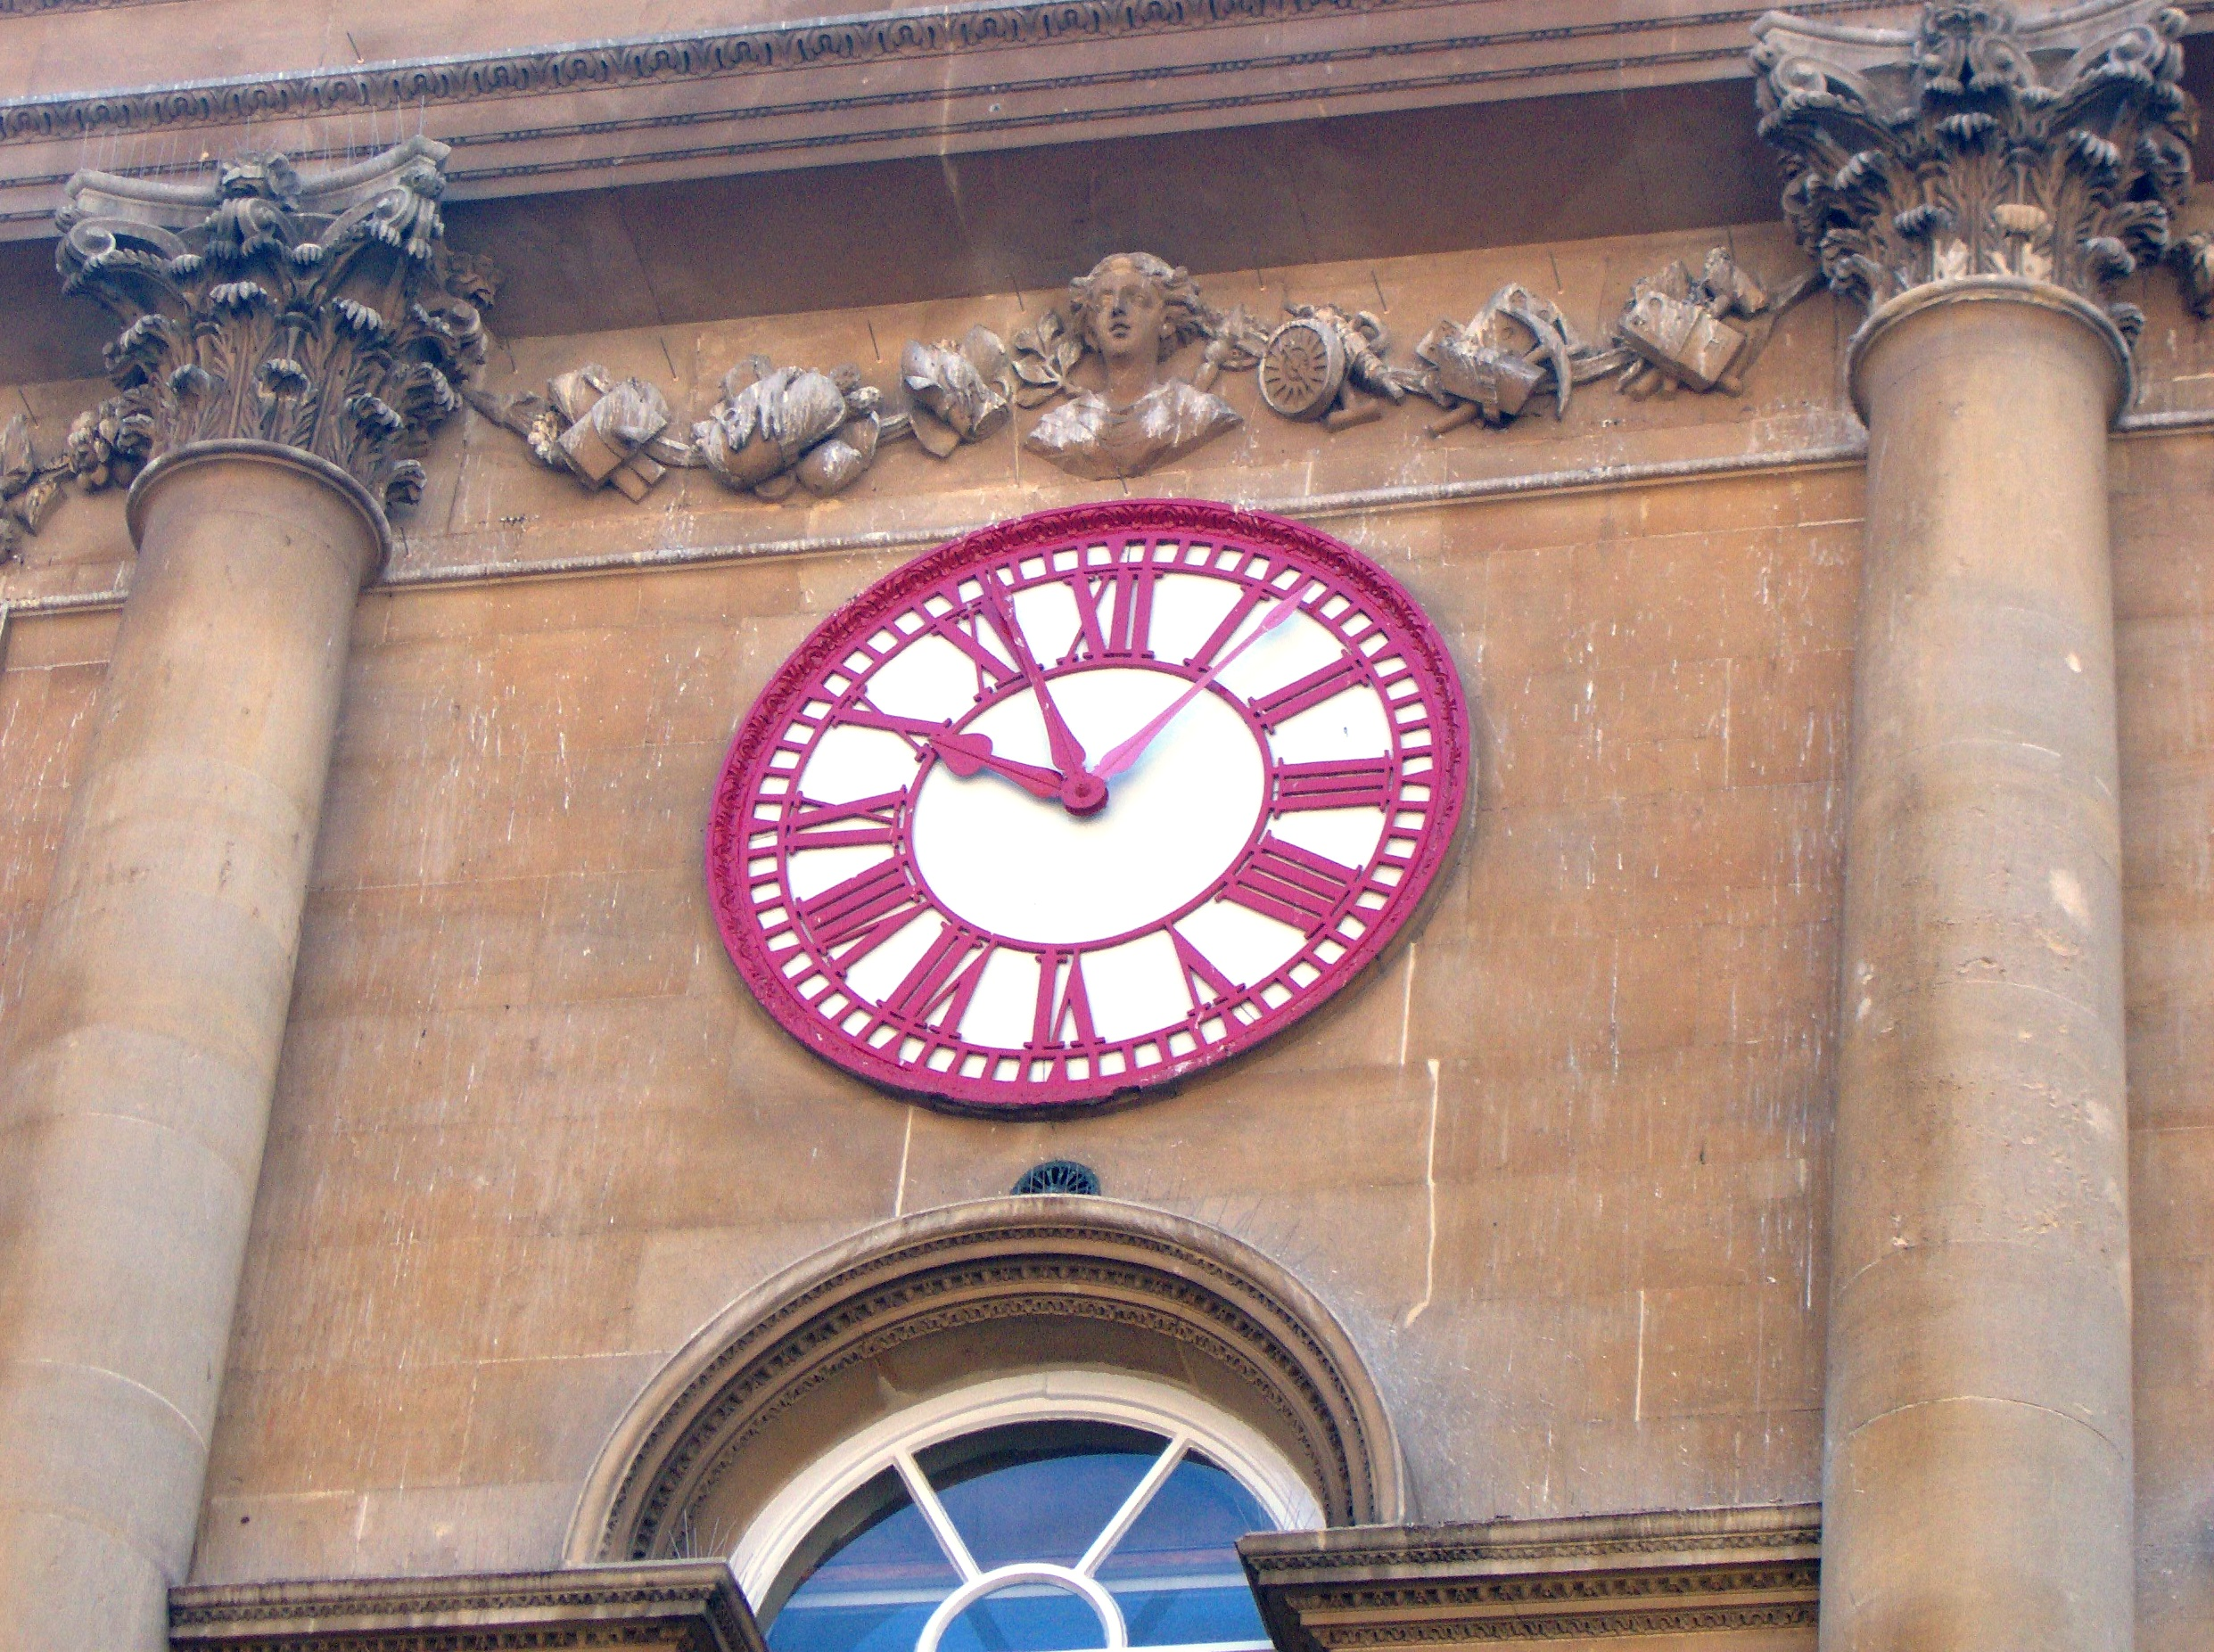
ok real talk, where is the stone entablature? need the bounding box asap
[0,1,2000,236]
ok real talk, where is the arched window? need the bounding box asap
[734,1374,1321,1652]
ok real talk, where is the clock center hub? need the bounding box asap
[909,666,1266,948]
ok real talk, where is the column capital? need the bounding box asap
[1751,1,2195,356]
[53,137,496,520]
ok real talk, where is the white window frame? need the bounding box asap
[731,1368,1325,1627]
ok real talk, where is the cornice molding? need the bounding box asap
[1241,1504,1821,1645]
[0,1,1930,232]
[168,1561,763,1652]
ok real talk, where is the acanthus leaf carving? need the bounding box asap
[53,136,492,514]
[1749,0,2198,335]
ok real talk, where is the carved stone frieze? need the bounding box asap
[1258,304,1417,431]
[0,397,152,560]
[321,237,1842,522]
[695,357,885,499]
[1749,0,2197,339]
[466,366,692,501]
[53,137,490,514]
[1412,284,1624,432]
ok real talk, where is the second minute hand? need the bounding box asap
[1093,590,1303,781]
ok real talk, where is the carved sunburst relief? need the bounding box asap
[706,500,1471,1111]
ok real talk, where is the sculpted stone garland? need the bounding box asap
[416,243,1831,513]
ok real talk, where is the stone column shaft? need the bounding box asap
[0,446,382,1651]
[1827,282,2132,1648]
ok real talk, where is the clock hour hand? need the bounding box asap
[1094,590,1303,781]
[929,731,1067,801]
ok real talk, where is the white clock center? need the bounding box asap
[909,667,1266,947]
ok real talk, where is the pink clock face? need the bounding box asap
[707,500,1471,1112]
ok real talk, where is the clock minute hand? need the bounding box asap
[1094,590,1303,781]
[975,577,1107,815]
[978,578,1091,777]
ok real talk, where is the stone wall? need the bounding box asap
[0,208,2206,1647]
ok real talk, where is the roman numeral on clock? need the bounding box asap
[1251,654,1367,727]
[928,609,1021,691]
[1068,562,1156,661]
[784,790,906,850]
[1172,928,1240,1012]
[1225,837,1361,932]
[1273,757,1394,812]
[1032,949,1098,1048]
[801,858,925,966]
[880,924,992,1032]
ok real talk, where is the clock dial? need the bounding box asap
[707,500,1472,1112]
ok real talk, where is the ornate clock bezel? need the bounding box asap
[705,498,1474,1114]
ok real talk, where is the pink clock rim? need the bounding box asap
[705,497,1475,1116]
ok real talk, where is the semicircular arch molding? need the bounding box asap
[566,1196,1403,1566]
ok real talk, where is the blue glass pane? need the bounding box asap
[1097,1454,1272,1647]
[918,1422,1167,1572]
[940,1583,1110,1652]
[767,1469,963,1652]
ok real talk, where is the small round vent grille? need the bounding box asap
[1010,1160,1101,1196]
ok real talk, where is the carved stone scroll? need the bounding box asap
[466,365,693,501]
[53,136,491,513]
[1750,0,2197,339]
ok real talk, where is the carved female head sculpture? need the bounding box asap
[1024,251,1242,480]
[1066,252,1214,403]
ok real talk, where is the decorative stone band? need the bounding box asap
[52,136,491,521]
[1239,1503,1821,1646]
[1750,0,2198,353]
[167,1561,761,1652]
[1846,273,2136,423]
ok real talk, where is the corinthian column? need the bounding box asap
[0,141,487,1652]
[1750,4,2195,1646]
